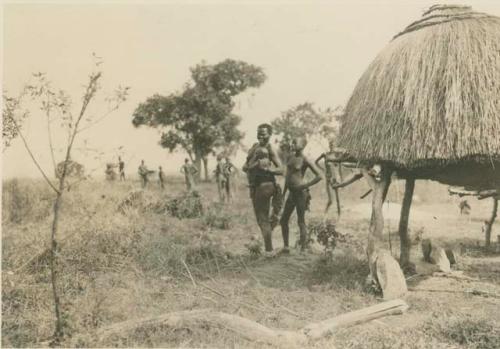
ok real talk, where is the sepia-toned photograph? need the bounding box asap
[2,0,500,348]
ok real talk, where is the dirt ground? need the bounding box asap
[2,175,500,348]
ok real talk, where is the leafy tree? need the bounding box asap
[271,103,342,161]
[132,59,266,180]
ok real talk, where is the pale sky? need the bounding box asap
[3,0,500,179]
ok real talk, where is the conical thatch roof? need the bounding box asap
[339,5,500,172]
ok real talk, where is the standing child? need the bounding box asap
[281,136,322,253]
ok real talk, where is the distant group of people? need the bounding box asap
[137,158,199,190]
[105,156,200,191]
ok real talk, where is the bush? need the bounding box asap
[244,235,262,258]
[202,203,232,229]
[165,191,203,219]
[308,218,347,255]
[2,179,53,224]
[425,313,500,349]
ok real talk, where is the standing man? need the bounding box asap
[118,156,126,181]
[138,160,149,188]
[223,156,236,203]
[281,136,322,253]
[214,154,227,202]
[158,165,166,190]
[180,158,198,191]
[243,124,283,256]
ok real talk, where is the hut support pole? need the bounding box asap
[485,198,498,248]
[362,166,392,281]
[398,178,415,267]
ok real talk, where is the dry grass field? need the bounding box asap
[2,174,500,348]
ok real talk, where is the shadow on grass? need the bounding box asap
[306,249,369,291]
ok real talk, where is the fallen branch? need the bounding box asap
[409,288,500,299]
[301,299,408,339]
[97,299,409,346]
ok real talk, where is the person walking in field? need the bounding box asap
[280,136,322,253]
[243,124,283,256]
[138,160,150,188]
[214,154,227,202]
[118,156,126,181]
[180,158,198,191]
[315,140,344,216]
[158,165,165,190]
[223,156,237,203]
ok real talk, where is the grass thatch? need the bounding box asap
[339,5,500,174]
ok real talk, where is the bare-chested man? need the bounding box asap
[243,124,283,255]
[280,137,322,253]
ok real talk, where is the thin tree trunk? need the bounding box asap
[363,167,392,281]
[485,198,498,248]
[49,191,64,342]
[202,156,209,182]
[48,72,102,344]
[193,153,202,182]
[398,178,415,268]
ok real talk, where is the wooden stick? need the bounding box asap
[360,189,372,199]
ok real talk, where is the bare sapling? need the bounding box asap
[3,59,129,344]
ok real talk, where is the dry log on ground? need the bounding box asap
[97,299,409,347]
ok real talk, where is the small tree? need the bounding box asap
[4,61,128,344]
[271,103,342,161]
[132,59,266,180]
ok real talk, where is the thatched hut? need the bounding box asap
[337,5,500,288]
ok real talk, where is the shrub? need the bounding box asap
[308,218,347,255]
[244,236,262,258]
[202,203,232,229]
[425,313,500,349]
[2,179,53,224]
[165,191,203,219]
